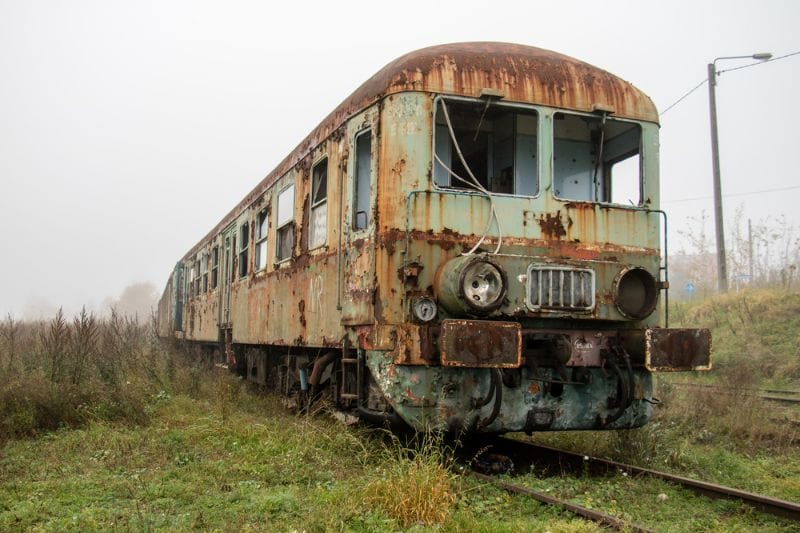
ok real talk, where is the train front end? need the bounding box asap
[365,75,710,433]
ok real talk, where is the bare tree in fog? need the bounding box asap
[102,282,159,320]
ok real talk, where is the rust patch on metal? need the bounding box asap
[646,328,712,371]
[537,211,569,240]
[298,299,306,327]
[440,319,522,368]
[399,262,423,285]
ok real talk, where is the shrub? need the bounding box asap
[0,309,200,439]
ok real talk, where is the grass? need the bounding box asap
[0,389,598,531]
[2,291,800,530]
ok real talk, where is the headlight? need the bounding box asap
[461,260,505,311]
[435,255,507,315]
[614,267,658,319]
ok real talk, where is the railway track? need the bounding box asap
[459,436,800,529]
[662,381,800,406]
[471,470,654,532]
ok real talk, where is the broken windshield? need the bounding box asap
[433,98,539,196]
[553,112,642,205]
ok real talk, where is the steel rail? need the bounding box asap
[471,471,653,532]
[498,437,800,521]
[663,381,800,396]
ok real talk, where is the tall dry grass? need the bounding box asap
[657,288,800,451]
[361,432,460,527]
[0,309,207,440]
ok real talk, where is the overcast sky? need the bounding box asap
[1,0,798,318]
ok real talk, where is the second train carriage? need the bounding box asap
[157,42,711,433]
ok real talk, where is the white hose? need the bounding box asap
[437,99,503,255]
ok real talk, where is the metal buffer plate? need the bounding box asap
[645,328,712,371]
[440,319,522,368]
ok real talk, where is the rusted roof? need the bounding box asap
[183,42,657,259]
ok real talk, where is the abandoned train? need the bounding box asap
[157,42,711,433]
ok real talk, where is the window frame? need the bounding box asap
[551,110,644,207]
[194,258,200,296]
[353,128,372,231]
[431,95,542,199]
[238,223,249,278]
[254,209,268,271]
[211,245,219,289]
[309,156,328,249]
[275,183,295,263]
[201,252,208,293]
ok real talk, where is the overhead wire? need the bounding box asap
[660,78,707,116]
[717,50,800,75]
[663,184,800,204]
[660,50,800,117]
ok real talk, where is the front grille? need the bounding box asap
[526,265,595,311]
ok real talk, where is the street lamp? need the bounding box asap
[707,52,772,292]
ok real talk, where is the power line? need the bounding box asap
[659,50,800,117]
[660,78,707,116]
[662,184,800,204]
[717,50,800,75]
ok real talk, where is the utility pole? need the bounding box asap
[706,52,771,293]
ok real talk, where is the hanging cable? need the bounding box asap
[437,99,503,255]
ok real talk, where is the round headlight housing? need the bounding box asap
[461,260,506,312]
[614,267,658,319]
[435,255,508,316]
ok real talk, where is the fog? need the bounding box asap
[1,0,798,318]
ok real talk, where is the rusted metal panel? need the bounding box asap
[645,328,712,371]
[440,319,522,368]
[391,324,437,365]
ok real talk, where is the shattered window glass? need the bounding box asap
[553,113,642,205]
[434,98,538,196]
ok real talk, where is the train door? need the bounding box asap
[340,110,379,325]
[220,225,236,328]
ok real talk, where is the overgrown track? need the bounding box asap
[470,471,653,532]
[464,436,800,522]
[664,382,800,406]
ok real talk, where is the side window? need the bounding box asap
[211,246,219,289]
[255,209,268,271]
[189,264,196,298]
[201,253,208,293]
[310,159,328,248]
[354,130,371,230]
[194,258,200,296]
[276,184,295,262]
[238,224,249,278]
[553,112,642,205]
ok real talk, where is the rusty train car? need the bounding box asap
[157,42,711,433]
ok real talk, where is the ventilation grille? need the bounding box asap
[527,265,595,311]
